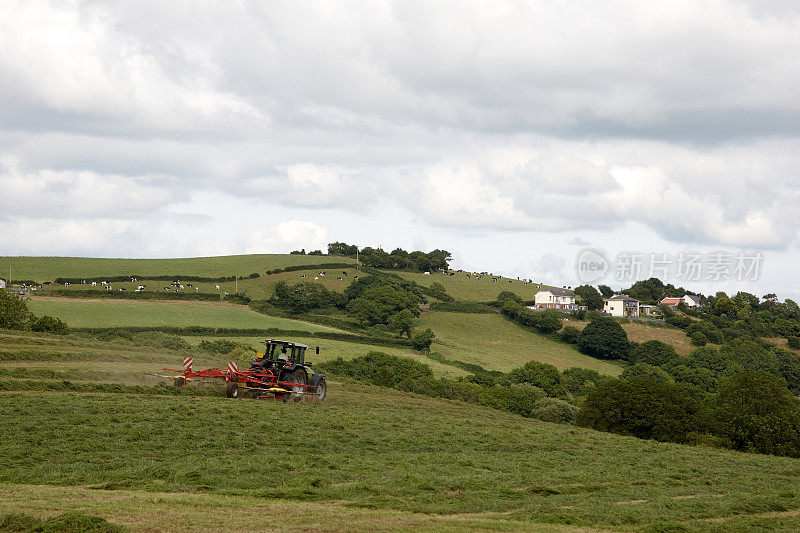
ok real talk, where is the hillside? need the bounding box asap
[1,330,799,532]
[397,270,543,302]
[0,254,355,282]
[420,310,621,375]
[26,297,339,331]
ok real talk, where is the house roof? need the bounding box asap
[660,297,682,305]
[538,287,575,297]
[607,294,639,302]
[684,294,702,304]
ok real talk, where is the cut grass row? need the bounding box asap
[2,387,800,531]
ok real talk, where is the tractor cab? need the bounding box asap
[261,339,308,365]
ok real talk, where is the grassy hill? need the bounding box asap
[419,310,621,375]
[25,297,340,331]
[1,330,800,532]
[0,254,355,282]
[397,270,543,302]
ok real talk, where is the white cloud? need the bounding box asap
[242,220,329,254]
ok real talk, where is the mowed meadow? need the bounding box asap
[3,254,800,531]
[2,329,800,532]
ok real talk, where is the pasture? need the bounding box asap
[2,329,800,531]
[25,298,338,331]
[0,254,355,282]
[418,311,621,375]
[396,270,543,302]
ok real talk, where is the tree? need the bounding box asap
[577,317,630,360]
[577,378,700,443]
[428,282,449,301]
[620,363,673,383]
[496,291,523,306]
[0,290,34,330]
[598,285,614,298]
[530,397,579,424]
[411,328,435,351]
[509,361,565,396]
[707,372,800,457]
[713,297,738,317]
[327,242,358,257]
[388,309,414,338]
[574,285,603,310]
[630,340,679,366]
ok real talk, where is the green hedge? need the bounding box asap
[429,301,494,313]
[43,290,221,302]
[265,262,354,275]
[54,273,259,284]
[75,326,414,348]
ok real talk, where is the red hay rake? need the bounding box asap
[163,356,326,402]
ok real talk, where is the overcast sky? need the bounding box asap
[1,1,799,298]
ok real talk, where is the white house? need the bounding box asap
[532,287,576,310]
[660,294,702,309]
[604,294,640,318]
[682,294,702,308]
[0,278,5,289]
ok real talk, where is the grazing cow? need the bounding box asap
[179,284,184,289]
[423,272,430,276]
[314,276,319,280]
[215,285,220,290]
[342,271,347,276]
[91,282,97,286]
[353,276,359,280]
[337,277,342,280]
[187,283,192,287]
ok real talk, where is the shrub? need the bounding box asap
[317,351,433,388]
[411,328,435,351]
[429,301,493,313]
[0,290,34,330]
[496,291,524,306]
[577,317,630,360]
[562,367,607,397]
[530,397,579,424]
[690,331,709,346]
[223,292,251,305]
[666,315,692,329]
[707,372,800,457]
[508,361,565,396]
[576,378,700,443]
[559,326,580,344]
[630,340,679,366]
[427,282,451,301]
[788,336,800,350]
[30,315,69,335]
[620,363,674,383]
[477,385,544,417]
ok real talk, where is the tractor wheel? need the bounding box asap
[314,377,327,401]
[173,376,186,387]
[287,370,306,402]
[226,382,240,398]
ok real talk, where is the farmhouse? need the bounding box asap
[660,295,702,309]
[0,278,5,289]
[604,294,640,318]
[531,287,577,310]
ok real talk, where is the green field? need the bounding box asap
[397,270,543,302]
[26,298,338,331]
[0,254,355,282]
[419,311,621,375]
[2,331,800,532]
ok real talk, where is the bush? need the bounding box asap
[0,290,34,330]
[577,378,700,443]
[620,363,674,383]
[788,336,800,350]
[562,367,607,397]
[496,291,524,306]
[477,385,544,417]
[508,361,565,396]
[630,340,679,366]
[690,331,709,346]
[317,351,433,388]
[530,397,579,424]
[411,328,435,351]
[666,315,692,329]
[559,325,580,344]
[707,372,800,457]
[577,317,630,360]
[223,292,251,305]
[429,301,493,313]
[30,315,69,335]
